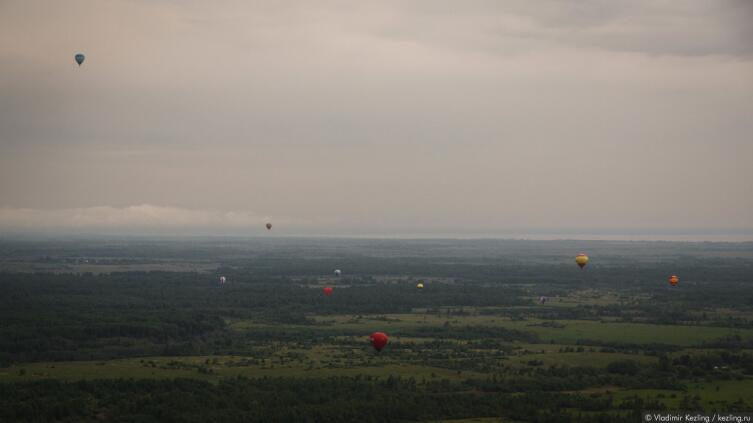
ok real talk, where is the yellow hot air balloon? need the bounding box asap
[416,282,424,289]
[575,253,589,269]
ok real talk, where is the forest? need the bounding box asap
[1,237,752,422]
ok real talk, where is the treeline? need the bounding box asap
[0,376,654,423]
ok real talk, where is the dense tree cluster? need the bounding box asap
[0,376,668,423]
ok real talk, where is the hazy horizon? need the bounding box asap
[2,1,752,238]
[3,224,753,243]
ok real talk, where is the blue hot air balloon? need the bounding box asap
[75,53,85,66]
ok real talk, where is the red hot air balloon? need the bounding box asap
[370,332,389,352]
[668,275,679,286]
[323,287,333,296]
[266,223,272,230]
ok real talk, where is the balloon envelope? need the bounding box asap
[219,276,226,284]
[334,269,342,277]
[265,223,272,230]
[416,282,424,289]
[668,275,679,286]
[323,287,333,296]
[75,53,85,66]
[575,253,589,269]
[370,332,389,352]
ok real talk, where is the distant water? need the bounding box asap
[299,232,753,242]
[479,233,753,242]
[3,230,752,243]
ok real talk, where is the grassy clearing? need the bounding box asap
[0,358,208,382]
[511,320,746,346]
[540,289,626,307]
[685,379,753,407]
[607,379,753,409]
[306,313,753,346]
[509,345,656,368]
[0,355,479,383]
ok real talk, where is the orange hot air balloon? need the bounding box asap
[323,287,333,296]
[575,253,589,269]
[370,332,389,352]
[668,275,679,286]
[266,223,272,230]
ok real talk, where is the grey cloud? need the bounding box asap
[0,0,752,235]
[350,0,753,57]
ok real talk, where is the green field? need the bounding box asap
[0,354,483,383]
[306,313,753,346]
[611,379,753,409]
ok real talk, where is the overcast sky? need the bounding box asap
[1,0,752,237]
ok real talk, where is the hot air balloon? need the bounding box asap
[266,223,272,230]
[416,282,424,289]
[219,276,226,284]
[370,332,389,352]
[323,287,333,296]
[74,53,85,66]
[668,275,679,286]
[575,253,589,269]
[539,296,547,305]
[334,269,342,277]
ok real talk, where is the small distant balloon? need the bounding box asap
[416,282,424,289]
[266,223,272,230]
[323,287,333,296]
[668,275,679,286]
[75,53,85,66]
[334,269,342,277]
[219,276,226,284]
[370,332,389,352]
[575,253,589,269]
[539,296,547,305]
